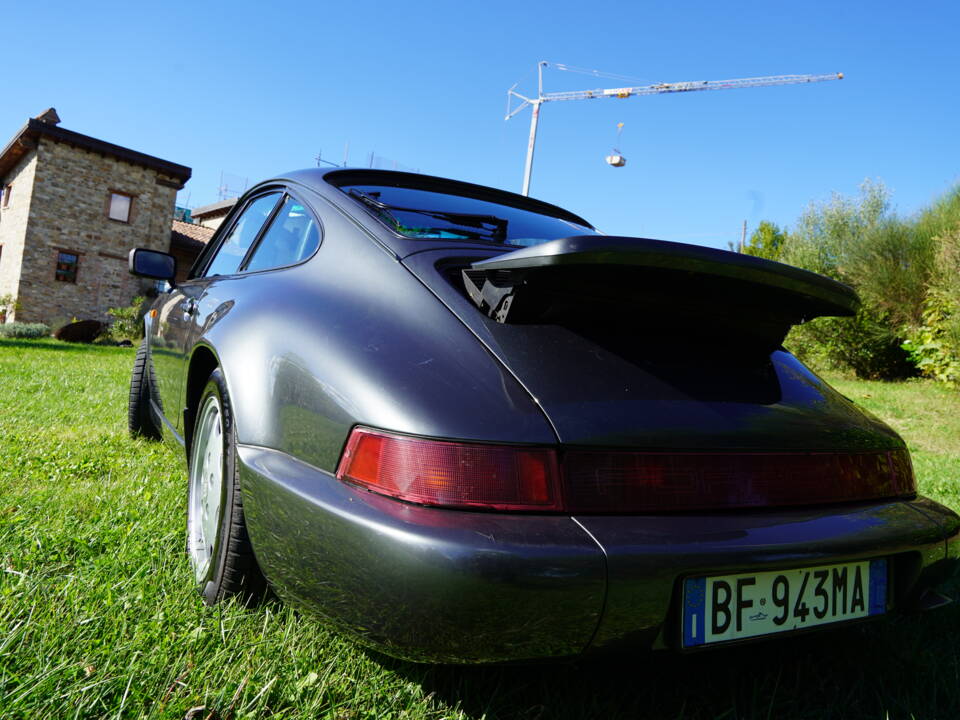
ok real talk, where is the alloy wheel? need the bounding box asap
[187,394,224,584]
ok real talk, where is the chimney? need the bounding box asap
[34,108,61,125]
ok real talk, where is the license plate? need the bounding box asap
[682,559,886,647]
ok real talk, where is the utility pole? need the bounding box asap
[506,62,843,196]
[740,220,747,253]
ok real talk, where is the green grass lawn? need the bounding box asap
[1,338,959,719]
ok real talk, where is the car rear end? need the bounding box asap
[242,171,959,662]
[392,229,960,657]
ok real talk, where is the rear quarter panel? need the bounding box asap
[191,188,557,473]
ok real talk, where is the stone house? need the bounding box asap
[169,219,214,283]
[0,109,191,325]
[191,198,237,231]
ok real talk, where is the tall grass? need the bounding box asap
[1,339,960,719]
[915,185,960,247]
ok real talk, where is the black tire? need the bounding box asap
[128,338,162,440]
[187,368,267,606]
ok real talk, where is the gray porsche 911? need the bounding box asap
[127,168,959,663]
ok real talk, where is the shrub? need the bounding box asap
[0,323,51,339]
[106,296,146,342]
[903,293,960,386]
[780,180,923,379]
[903,227,960,386]
[52,320,106,344]
[786,310,917,380]
[846,218,936,329]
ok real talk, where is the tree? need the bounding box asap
[743,221,787,261]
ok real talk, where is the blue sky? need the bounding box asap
[2,0,957,249]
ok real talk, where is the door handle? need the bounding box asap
[183,298,198,321]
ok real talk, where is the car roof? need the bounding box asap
[272,167,595,230]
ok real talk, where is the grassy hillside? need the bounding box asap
[824,371,960,510]
[0,339,958,719]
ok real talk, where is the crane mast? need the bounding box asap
[506,62,843,196]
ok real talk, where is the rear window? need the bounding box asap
[339,184,599,247]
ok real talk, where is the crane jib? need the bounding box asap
[540,73,843,102]
[506,63,842,195]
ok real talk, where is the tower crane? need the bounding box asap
[506,61,843,196]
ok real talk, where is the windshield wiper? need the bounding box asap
[348,188,508,242]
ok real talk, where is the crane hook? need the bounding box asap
[606,122,627,167]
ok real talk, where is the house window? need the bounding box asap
[2,184,11,208]
[108,192,133,222]
[55,251,79,283]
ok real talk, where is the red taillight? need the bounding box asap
[336,427,914,513]
[336,428,563,511]
[562,449,915,513]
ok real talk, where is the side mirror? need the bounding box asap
[129,248,176,283]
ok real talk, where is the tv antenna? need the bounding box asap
[217,171,248,201]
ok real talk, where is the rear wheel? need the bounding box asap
[128,339,162,440]
[187,368,267,605]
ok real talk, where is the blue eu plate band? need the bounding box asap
[869,558,887,616]
[683,576,707,647]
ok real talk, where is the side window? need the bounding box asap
[204,193,281,277]
[244,197,321,272]
[55,250,80,282]
[107,191,134,223]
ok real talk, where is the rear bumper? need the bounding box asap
[237,445,606,663]
[237,445,960,663]
[576,495,960,654]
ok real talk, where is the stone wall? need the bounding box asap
[0,150,38,315]
[14,137,180,324]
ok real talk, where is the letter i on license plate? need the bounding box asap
[682,559,887,647]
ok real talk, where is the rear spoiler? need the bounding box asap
[461,235,858,332]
